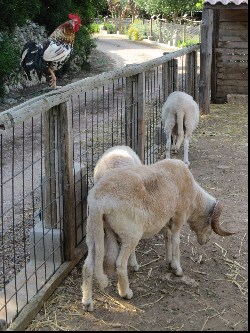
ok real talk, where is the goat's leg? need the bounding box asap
[175,130,184,154]
[183,132,191,166]
[171,134,177,152]
[82,239,95,311]
[116,240,139,299]
[104,227,119,276]
[170,222,184,277]
[161,226,172,268]
[128,250,140,271]
[105,226,139,274]
[165,132,172,159]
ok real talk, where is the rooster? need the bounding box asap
[20,13,81,89]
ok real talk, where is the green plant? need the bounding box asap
[177,37,199,48]
[88,22,101,33]
[88,21,117,34]
[127,19,147,41]
[0,33,20,97]
[0,0,41,32]
[103,22,117,33]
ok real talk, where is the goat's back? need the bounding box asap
[89,159,196,223]
[94,145,141,183]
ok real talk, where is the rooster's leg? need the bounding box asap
[48,67,57,88]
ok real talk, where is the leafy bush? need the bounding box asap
[0,0,41,32]
[0,33,20,97]
[177,38,200,48]
[88,21,117,34]
[103,22,116,34]
[127,19,147,41]
[73,26,97,65]
[88,22,101,33]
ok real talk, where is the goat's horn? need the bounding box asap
[211,201,235,236]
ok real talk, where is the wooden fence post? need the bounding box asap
[185,51,198,101]
[125,73,145,162]
[57,101,76,261]
[173,58,178,92]
[162,61,170,101]
[199,8,213,114]
[125,75,137,150]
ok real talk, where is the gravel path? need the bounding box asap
[94,33,179,67]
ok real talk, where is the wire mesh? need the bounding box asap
[0,47,200,328]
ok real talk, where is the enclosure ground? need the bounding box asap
[25,100,248,331]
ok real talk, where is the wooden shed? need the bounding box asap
[199,0,248,113]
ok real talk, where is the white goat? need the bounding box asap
[82,159,234,311]
[162,91,199,166]
[94,146,142,275]
[94,145,141,184]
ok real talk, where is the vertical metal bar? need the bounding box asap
[137,72,146,162]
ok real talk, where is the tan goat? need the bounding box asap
[82,159,234,311]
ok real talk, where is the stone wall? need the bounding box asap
[4,21,49,94]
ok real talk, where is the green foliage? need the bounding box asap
[134,0,202,19]
[0,33,20,97]
[0,0,41,32]
[89,21,117,34]
[103,22,117,33]
[88,22,101,33]
[177,37,199,48]
[127,19,147,41]
[73,26,97,65]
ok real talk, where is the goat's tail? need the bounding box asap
[88,203,109,290]
[175,110,185,150]
[176,110,185,134]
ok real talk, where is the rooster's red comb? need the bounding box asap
[68,13,81,25]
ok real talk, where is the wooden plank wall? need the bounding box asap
[213,9,248,103]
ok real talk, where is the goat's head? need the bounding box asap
[189,201,235,245]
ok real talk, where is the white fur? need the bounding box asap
[94,146,142,276]
[162,91,199,165]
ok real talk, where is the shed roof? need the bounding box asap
[204,0,248,5]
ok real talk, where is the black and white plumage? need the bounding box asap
[20,13,81,89]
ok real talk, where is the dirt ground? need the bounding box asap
[3,35,248,331]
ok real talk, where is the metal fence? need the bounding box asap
[96,17,201,46]
[0,44,200,330]
[143,18,201,46]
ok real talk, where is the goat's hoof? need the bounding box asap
[173,268,183,277]
[119,288,133,299]
[82,299,94,312]
[132,263,140,272]
[99,274,109,290]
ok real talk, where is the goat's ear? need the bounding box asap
[211,201,236,236]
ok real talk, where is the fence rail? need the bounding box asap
[0,44,200,330]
